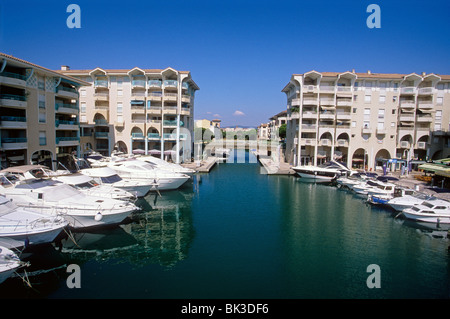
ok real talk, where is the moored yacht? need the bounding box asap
[402,199,450,224]
[292,161,353,183]
[135,155,195,176]
[0,195,68,249]
[387,192,435,212]
[80,166,156,198]
[0,177,138,230]
[0,246,22,284]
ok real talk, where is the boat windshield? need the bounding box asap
[412,206,421,212]
[75,182,94,190]
[101,174,122,184]
[423,202,435,209]
[0,198,16,216]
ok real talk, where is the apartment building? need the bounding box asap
[282,70,450,170]
[0,52,88,169]
[59,67,199,163]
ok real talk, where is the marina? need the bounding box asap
[0,150,449,299]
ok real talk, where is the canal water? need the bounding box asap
[1,151,449,299]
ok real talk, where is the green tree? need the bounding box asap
[278,124,287,139]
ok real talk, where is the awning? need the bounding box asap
[418,160,450,177]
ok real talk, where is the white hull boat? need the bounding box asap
[292,161,353,183]
[0,195,68,249]
[80,167,155,198]
[135,155,195,176]
[387,192,434,212]
[105,159,190,191]
[53,173,136,201]
[0,178,138,230]
[402,199,450,224]
[0,246,21,284]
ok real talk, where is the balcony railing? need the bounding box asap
[131,133,144,139]
[95,132,109,138]
[55,120,79,127]
[132,79,146,87]
[0,71,26,81]
[148,80,162,87]
[1,137,27,143]
[164,80,178,87]
[56,136,80,144]
[0,94,27,101]
[0,116,26,122]
[57,86,78,94]
[94,119,109,125]
[400,87,416,94]
[418,87,434,95]
[55,103,78,110]
[147,133,160,139]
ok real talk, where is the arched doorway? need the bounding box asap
[352,148,367,170]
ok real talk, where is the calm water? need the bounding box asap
[1,151,450,299]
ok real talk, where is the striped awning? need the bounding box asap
[418,159,450,177]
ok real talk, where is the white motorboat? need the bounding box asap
[351,180,389,195]
[387,191,435,211]
[105,159,190,191]
[53,172,136,201]
[367,187,416,206]
[0,177,138,230]
[402,199,450,224]
[0,195,68,249]
[292,161,354,183]
[366,181,397,197]
[0,246,22,284]
[135,155,195,176]
[80,167,155,198]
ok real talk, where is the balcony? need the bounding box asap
[399,114,415,122]
[336,99,352,107]
[336,86,352,97]
[303,98,318,105]
[0,94,27,108]
[163,120,184,127]
[400,87,416,95]
[132,79,146,88]
[302,111,317,119]
[319,139,332,146]
[0,116,27,129]
[131,104,145,114]
[416,114,433,122]
[418,87,434,95]
[56,86,78,99]
[94,80,108,88]
[336,139,349,147]
[0,137,27,150]
[416,141,427,149]
[399,141,410,149]
[147,106,162,114]
[164,93,178,101]
[181,95,192,103]
[361,126,371,134]
[291,99,301,106]
[301,138,316,146]
[131,133,145,139]
[302,85,318,93]
[418,101,434,110]
[55,136,80,146]
[376,127,386,135]
[0,71,27,87]
[94,119,109,126]
[399,100,416,109]
[319,86,335,94]
[148,92,162,101]
[181,106,191,116]
[319,111,335,120]
[163,80,178,88]
[301,124,317,132]
[148,80,162,88]
[95,132,109,139]
[164,106,178,114]
[319,99,335,107]
[147,133,161,140]
[55,102,79,114]
[336,111,351,121]
[55,119,80,130]
[163,133,187,140]
[94,92,109,101]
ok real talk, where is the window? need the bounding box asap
[38,111,46,123]
[81,90,86,97]
[117,102,123,114]
[353,107,357,113]
[435,110,442,121]
[81,115,87,123]
[39,131,46,146]
[117,89,123,97]
[353,95,358,101]
[117,77,123,88]
[364,95,371,103]
[435,123,442,130]
[351,121,356,128]
[392,109,396,114]
[378,109,385,119]
[393,96,397,102]
[117,115,123,123]
[38,94,45,109]
[437,97,443,105]
[81,102,86,113]
[391,122,395,127]
[379,95,386,103]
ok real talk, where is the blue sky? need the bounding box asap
[1,0,449,127]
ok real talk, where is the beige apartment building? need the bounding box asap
[0,52,88,169]
[59,67,199,163]
[282,70,450,170]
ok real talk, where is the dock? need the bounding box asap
[252,150,295,175]
[181,156,219,173]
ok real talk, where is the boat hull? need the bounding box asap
[294,171,336,183]
[0,247,20,284]
[0,225,66,249]
[402,211,450,224]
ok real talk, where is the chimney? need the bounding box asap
[352,69,355,73]
[61,65,70,71]
[422,71,426,76]
[367,70,371,75]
